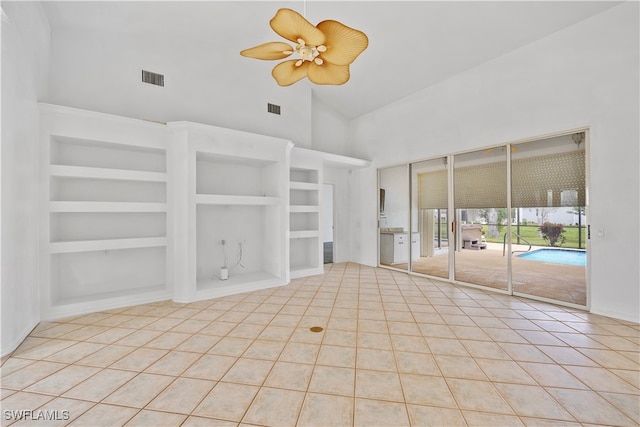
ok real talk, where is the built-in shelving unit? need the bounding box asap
[39,104,172,319]
[289,151,323,278]
[169,122,292,302]
[37,104,370,320]
[288,147,371,278]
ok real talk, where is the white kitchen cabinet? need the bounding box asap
[380,233,408,264]
[411,232,421,260]
[380,232,420,265]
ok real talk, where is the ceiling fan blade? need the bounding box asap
[272,60,310,86]
[241,42,293,60]
[308,61,350,85]
[270,8,325,45]
[316,20,368,66]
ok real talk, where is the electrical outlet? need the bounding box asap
[596,229,605,238]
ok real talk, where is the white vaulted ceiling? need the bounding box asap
[41,1,619,119]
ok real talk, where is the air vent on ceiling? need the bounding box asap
[142,70,164,87]
[267,103,281,115]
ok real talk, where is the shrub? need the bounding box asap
[539,222,566,247]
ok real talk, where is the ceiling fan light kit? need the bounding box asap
[241,8,368,86]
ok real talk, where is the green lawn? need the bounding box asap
[434,223,587,249]
[482,224,586,249]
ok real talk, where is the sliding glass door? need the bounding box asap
[453,148,509,291]
[376,130,588,309]
[410,158,449,278]
[510,133,587,305]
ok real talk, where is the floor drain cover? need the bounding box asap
[309,326,323,333]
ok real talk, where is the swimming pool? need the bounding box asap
[517,248,586,266]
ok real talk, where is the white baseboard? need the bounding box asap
[1,320,39,358]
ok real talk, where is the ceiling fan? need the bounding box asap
[241,8,368,86]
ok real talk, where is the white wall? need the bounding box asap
[379,165,409,231]
[348,3,639,322]
[312,94,349,155]
[48,26,313,148]
[1,2,51,355]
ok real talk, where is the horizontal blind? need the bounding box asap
[454,161,507,209]
[512,151,585,207]
[418,170,447,209]
[418,150,585,209]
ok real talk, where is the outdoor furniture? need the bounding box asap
[461,224,487,250]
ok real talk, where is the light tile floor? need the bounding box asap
[1,263,638,426]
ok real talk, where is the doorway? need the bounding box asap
[322,184,334,264]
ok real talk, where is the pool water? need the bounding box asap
[517,248,586,266]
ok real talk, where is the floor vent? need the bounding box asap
[267,103,281,115]
[142,70,164,87]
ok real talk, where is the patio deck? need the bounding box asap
[382,243,586,306]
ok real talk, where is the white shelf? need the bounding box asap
[195,194,280,206]
[291,146,371,169]
[290,265,323,279]
[290,230,320,239]
[50,201,167,212]
[196,151,281,197]
[55,284,167,306]
[49,132,167,172]
[290,167,319,184]
[290,181,320,191]
[50,165,167,182]
[197,271,280,290]
[195,272,285,300]
[290,205,320,213]
[48,284,169,318]
[50,237,167,254]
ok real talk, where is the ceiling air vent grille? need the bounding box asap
[142,70,164,87]
[267,103,281,115]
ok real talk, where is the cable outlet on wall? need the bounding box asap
[220,266,229,280]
